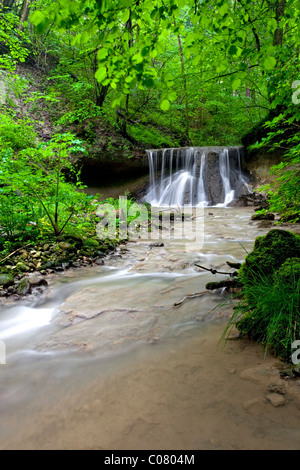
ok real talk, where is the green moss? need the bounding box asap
[275,257,300,288]
[239,229,300,286]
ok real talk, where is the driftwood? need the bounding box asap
[194,263,238,277]
[173,290,208,307]
[174,261,242,307]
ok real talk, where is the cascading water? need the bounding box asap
[145,146,251,207]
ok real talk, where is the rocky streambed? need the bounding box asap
[0,237,119,302]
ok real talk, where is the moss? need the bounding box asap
[275,257,300,288]
[239,229,300,286]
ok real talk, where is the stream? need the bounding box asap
[0,207,300,450]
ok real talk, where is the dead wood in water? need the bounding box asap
[194,263,238,277]
[173,291,208,307]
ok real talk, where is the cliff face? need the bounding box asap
[242,149,285,192]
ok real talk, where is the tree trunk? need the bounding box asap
[18,0,31,31]
[273,0,286,47]
[177,33,190,141]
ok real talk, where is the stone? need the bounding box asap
[58,242,73,251]
[0,274,14,287]
[266,393,285,407]
[17,277,31,295]
[251,212,275,221]
[267,382,286,395]
[15,261,30,272]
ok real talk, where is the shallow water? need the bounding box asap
[0,207,300,450]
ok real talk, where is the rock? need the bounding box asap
[28,276,48,287]
[16,261,30,272]
[251,212,275,221]
[71,261,81,268]
[266,393,285,407]
[150,242,164,247]
[17,277,31,295]
[17,276,48,295]
[239,229,300,285]
[267,382,286,395]
[257,220,274,228]
[292,366,300,378]
[0,274,14,287]
[95,258,105,265]
[58,242,73,251]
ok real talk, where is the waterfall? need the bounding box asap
[145,146,250,207]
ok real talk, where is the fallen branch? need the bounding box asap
[173,290,208,307]
[194,263,238,277]
[0,244,32,265]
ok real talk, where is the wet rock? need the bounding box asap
[266,393,285,407]
[257,220,274,228]
[251,212,275,221]
[0,274,14,287]
[150,242,164,247]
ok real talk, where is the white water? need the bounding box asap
[145,146,251,207]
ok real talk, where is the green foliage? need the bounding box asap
[0,113,36,150]
[0,7,30,71]
[224,265,300,362]
[0,132,97,238]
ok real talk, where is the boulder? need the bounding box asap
[0,274,14,287]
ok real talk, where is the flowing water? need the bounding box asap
[0,207,300,450]
[145,147,251,207]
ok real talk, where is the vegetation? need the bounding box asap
[223,230,300,362]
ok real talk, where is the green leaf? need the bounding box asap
[160,99,170,111]
[95,66,107,83]
[264,57,276,70]
[30,11,45,26]
[232,78,241,90]
[97,48,108,60]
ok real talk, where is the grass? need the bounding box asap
[221,263,300,362]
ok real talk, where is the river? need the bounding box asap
[0,207,300,450]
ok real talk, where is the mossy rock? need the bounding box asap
[251,212,275,221]
[0,274,14,287]
[275,257,300,288]
[239,229,300,286]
